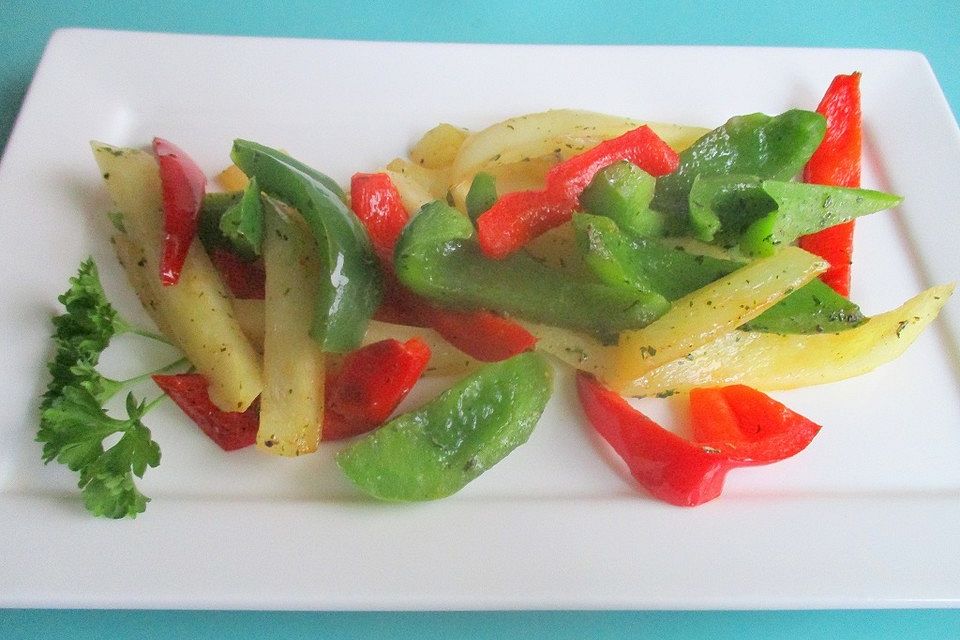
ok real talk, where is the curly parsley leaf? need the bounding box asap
[38,258,176,519]
[39,387,161,518]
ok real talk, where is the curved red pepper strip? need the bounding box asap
[798,72,862,297]
[476,125,680,259]
[153,137,207,286]
[576,373,733,506]
[352,172,537,362]
[322,337,432,441]
[690,386,822,464]
[152,373,259,451]
[576,374,822,506]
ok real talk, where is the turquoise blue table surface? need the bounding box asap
[3,1,959,638]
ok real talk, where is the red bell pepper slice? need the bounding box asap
[476,125,680,259]
[350,172,410,266]
[576,373,732,506]
[424,307,537,362]
[322,337,432,441]
[798,72,862,296]
[689,385,822,464]
[352,172,537,362]
[576,374,822,506]
[152,373,259,451]
[209,248,266,299]
[153,137,207,286]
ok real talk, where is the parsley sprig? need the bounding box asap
[38,259,184,518]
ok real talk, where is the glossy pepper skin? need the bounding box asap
[322,338,432,441]
[352,172,536,361]
[799,72,862,296]
[575,374,821,506]
[476,125,679,258]
[152,373,258,451]
[395,201,671,342]
[153,137,207,286]
[651,110,827,231]
[230,140,382,353]
[336,352,553,501]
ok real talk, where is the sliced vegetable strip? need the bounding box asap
[92,143,263,412]
[323,338,431,441]
[153,137,207,286]
[350,172,410,265]
[258,201,325,456]
[231,140,382,353]
[689,385,821,463]
[576,374,821,505]
[337,353,553,501]
[352,172,536,361]
[799,72,862,296]
[152,374,258,451]
[476,125,679,259]
[577,372,731,506]
[610,246,826,388]
[625,284,954,396]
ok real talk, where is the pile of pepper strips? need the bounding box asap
[154,73,884,506]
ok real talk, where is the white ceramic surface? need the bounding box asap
[1,29,958,609]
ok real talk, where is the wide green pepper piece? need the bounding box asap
[579,161,665,238]
[230,139,382,353]
[652,109,826,230]
[688,174,777,245]
[573,213,865,334]
[394,201,670,342]
[573,213,737,300]
[739,180,903,257]
[336,352,553,501]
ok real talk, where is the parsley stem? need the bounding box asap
[117,356,190,389]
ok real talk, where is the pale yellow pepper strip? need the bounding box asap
[608,246,827,389]
[625,284,954,396]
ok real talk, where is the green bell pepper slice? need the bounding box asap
[652,109,827,231]
[573,213,865,334]
[230,139,381,352]
[394,201,671,343]
[336,352,553,501]
[218,176,264,259]
[465,171,498,222]
[579,160,665,238]
[739,180,903,257]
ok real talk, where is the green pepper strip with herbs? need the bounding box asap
[572,213,864,334]
[336,352,553,501]
[651,109,827,232]
[231,139,382,353]
[394,201,671,343]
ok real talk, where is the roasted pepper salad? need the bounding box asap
[38,72,953,517]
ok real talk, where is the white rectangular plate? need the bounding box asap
[1,29,959,610]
